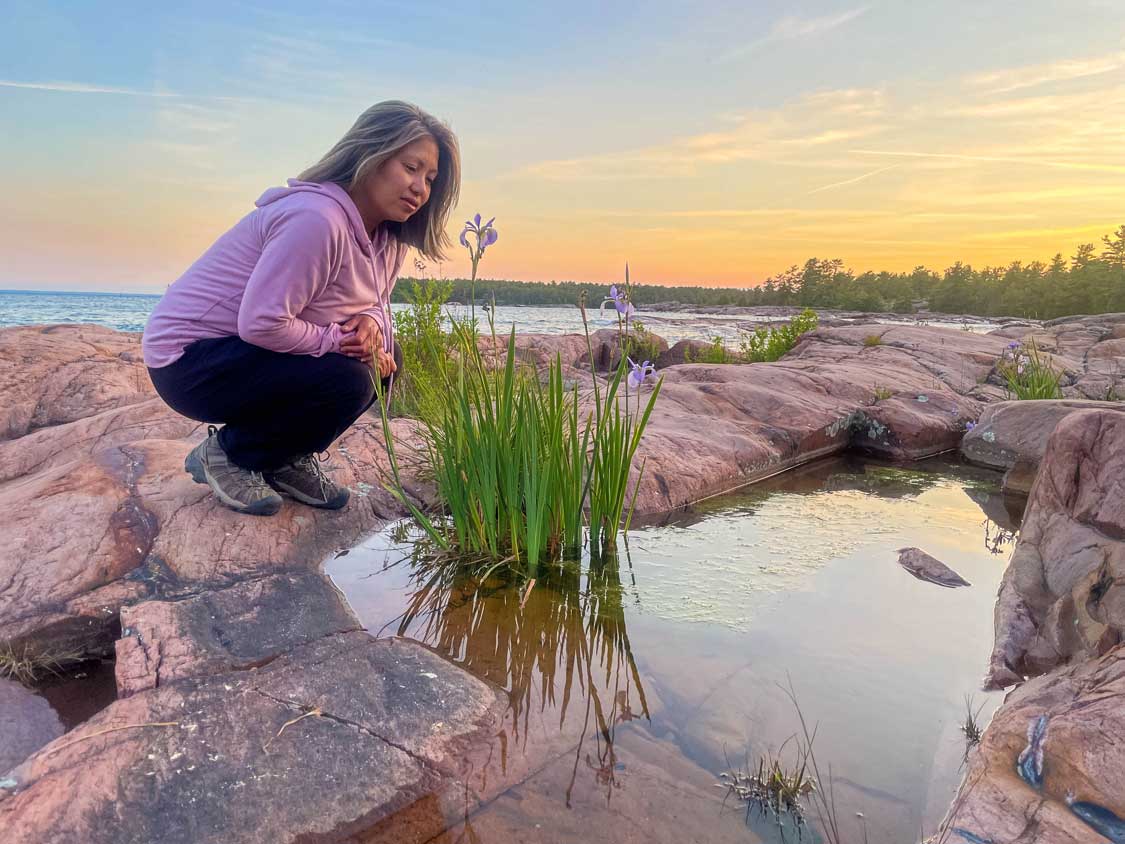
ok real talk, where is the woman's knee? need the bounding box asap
[330,355,378,412]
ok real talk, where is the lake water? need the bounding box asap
[0,289,1001,346]
[326,454,1020,844]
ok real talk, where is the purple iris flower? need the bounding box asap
[965,421,976,431]
[601,284,635,319]
[627,357,657,389]
[460,214,499,254]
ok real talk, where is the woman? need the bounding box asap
[142,101,460,516]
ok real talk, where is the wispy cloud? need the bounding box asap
[968,50,1125,93]
[720,5,871,61]
[519,87,894,182]
[851,148,1125,174]
[0,79,253,102]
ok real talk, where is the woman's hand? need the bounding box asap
[374,348,397,379]
[339,313,383,362]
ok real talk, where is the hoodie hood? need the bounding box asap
[256,179,377,255]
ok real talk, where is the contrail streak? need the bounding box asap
[805,164,900,195]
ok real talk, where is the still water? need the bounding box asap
[326,455,1019,844]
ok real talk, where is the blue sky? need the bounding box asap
[3,1,1124,290]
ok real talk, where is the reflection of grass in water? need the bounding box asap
[383,544,649,801]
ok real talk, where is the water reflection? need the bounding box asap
[330,454,1016,843]
[639,454,1008,529]
[377,542,649,805]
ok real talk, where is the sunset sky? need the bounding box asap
[2,1,1124,292]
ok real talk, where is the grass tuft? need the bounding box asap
[872,384,893,403]
[0,643,84,684]
[961,694,986,753]
[997,339,1063,400]
[374,289,660,571]
[720,739,816,833]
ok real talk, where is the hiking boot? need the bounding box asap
[264,453,350,510]
[184,427,282,516]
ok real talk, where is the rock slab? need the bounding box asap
[961,399,1125,496]
[0,680,63,776]
[0,633,505,844]
[987,409,1125,689]
[115,571,362,696]
[939,644,1125,844]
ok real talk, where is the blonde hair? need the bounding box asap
[299,101,460,261]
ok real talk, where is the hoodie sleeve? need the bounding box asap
[237,205,344,356]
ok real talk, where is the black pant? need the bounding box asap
[148,336,400,471]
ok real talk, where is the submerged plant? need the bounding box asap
[720,739,816,834]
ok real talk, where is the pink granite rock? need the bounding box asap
[961,399,1125,496]
[0,327,428,657]
[1,633,505,844]
[4,319,1125,665]
[987,409,1125,689]
[0,680,62,776]
[115,572,361,697]
[938,644,1125,844]
[0,325,154,440]
[655,338,715,368]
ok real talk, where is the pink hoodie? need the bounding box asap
[142,180,407,368]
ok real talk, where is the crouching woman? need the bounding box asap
[142,101,460,516]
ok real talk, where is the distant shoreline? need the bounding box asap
[0,288,162,297]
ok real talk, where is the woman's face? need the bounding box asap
[363,135,440,226]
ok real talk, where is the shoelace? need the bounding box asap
[294,453,331,500]
[208,425,272,496]
[246,470,273,496]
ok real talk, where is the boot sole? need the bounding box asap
[267,479,350,510]
[184,448,282,516]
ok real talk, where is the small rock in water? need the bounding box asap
[896,547,971,588]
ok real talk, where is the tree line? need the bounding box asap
[393,225,1125,319]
